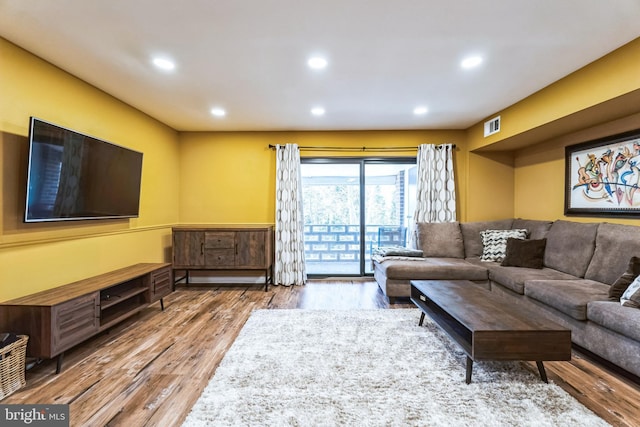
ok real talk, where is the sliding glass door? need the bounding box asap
[301,158,416,276]
[301,162,361,275]
[363,162,417,273]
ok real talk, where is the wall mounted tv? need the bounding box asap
[25,117,143,222]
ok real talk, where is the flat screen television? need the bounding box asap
[25,117,143,222]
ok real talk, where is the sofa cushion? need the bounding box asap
[544,220,598,278]
[585,223,640,285]
[511,219,553,240]
[587,301,640,342]
[500,238,546,269]
[374,258,488,281]
[608,256,640,301]
[480,229,528,262]
[417,222,464,258]
[524,279,610,320]
[486,264,577,295]
[459,219,514,259]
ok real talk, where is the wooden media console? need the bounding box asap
[0,263,172,373]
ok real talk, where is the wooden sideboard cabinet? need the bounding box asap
[0,263,173,373]
[172,225,274,291]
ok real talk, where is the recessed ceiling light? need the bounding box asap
[311,107,325,116]
[210,108,226,117]
[461,56,483,69]
[413,106,428,115]
[152,57,176,71]
[307,56,328,70]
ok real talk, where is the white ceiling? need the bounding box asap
[1,0,640,132]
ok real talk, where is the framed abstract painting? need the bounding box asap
[565,129,640,217]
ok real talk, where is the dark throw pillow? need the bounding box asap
[500,238,546,269]
[608,256,640,301]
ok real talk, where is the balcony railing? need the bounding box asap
[304,224,406,263]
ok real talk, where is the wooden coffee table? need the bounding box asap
[410,280,571,384]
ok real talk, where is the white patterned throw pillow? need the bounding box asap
[480,229,528,262]
[621,275,640,308]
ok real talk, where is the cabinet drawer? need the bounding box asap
[52,293,99,354]
[205,232,235,249]
[205,249,235,266]
[151,267,173,301]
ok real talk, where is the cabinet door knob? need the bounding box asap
[201,243,204,255]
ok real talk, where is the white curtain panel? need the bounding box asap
[274,144,307,286]
[411,144,457,244]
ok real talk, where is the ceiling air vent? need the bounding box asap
[484,116,501,137]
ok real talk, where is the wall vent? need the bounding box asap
[484,116,501,137]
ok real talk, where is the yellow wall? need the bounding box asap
[514,112,640,223]
[177,130,468,224]
[0,38,181,301]
[464,151,515,221]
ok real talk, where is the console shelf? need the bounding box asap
[100,286,148,310]
[0,263,173,373]
[100,302,149,331]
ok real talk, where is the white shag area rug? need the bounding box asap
[182,309,609,427]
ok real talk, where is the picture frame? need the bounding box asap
[565,129,640,217]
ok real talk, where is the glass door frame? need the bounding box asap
[302,156,416,277]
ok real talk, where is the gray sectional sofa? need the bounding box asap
[372,218,640,379]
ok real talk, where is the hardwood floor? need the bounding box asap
[3,280,639,426]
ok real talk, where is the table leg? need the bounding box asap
[265,266,272,292]
[536,361,549,383]
[418,312,425,326]
[466,356,473,384]
[56,352,64,374]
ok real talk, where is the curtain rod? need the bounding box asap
[268,144,455,151]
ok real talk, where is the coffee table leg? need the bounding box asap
[536,361,548,383]
[419,312,425,326]
[466,357,473,384]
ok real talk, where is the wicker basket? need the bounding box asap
[0,335,28,400]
